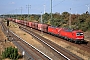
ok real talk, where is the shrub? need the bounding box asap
[2,46,20,59]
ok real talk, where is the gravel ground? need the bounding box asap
[84,32,90,41]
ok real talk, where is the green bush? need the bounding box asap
[2,46,20,59]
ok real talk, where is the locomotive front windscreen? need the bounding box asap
[76,32,83,36]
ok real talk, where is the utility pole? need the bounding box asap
[86,4,89,14]
[3,14,4,20]
[41,12,43,36]
[10,11,12,18]
[20,7,22,20]
[41,12,42,23]
[12,10,14,18]
[51,0,52,20]
[15,9,17,20]
[44,4,46,14]
[26,5,31,20]
[69,8,71,29]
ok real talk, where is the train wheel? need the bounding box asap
[69,40,71,42]
[66,38,69,41]
[75,41,78,44]
[71,39,74,42]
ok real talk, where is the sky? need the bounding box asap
[0,0,90,15]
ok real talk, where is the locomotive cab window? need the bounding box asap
[76,32,83,36]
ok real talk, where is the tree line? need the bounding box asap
[1,11,90,31]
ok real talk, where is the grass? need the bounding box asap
[23,34,26,35]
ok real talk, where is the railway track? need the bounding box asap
[2,19,89,60]
[26,23,90,54]
[25,24,90,59]
[1,20,52,60]
[19,25,83,60]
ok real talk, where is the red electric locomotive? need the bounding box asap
[48,26,62,36]
[59,28,84,43]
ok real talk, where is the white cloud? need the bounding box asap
[10,2,15,4]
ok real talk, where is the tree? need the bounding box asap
[61,12,70,19]
[2,46,20,59]
[43,13,50,24]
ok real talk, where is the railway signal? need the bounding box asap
[7,20,10,41]
[7,20,9,26]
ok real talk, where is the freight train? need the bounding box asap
[7,18,84,43]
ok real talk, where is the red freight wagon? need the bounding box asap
[34,22,38,29]
[41,24,49,32]
[38,23,42,31]
[26,21,29,26]
[8,18,12,21]
[31,22,35,28]
[28,22,32,27]
[15,20,21,24]
[38,23,49,32]
[14,19,18,23]
[18,20,22,24]
[12,19,15,22]
[20,20,24,25]
[23,21,27,26]
[15,19,18,23]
